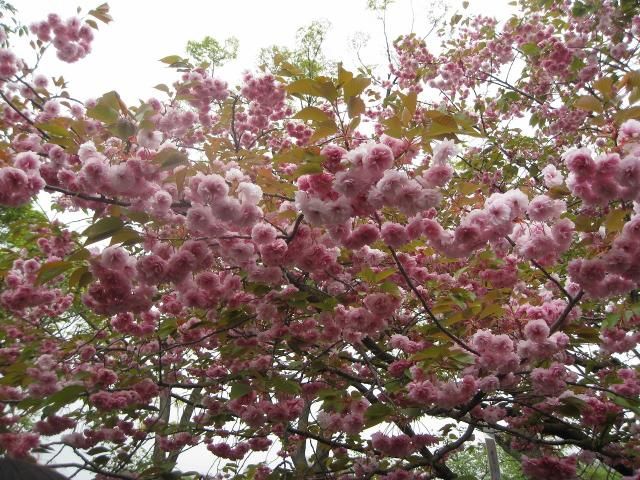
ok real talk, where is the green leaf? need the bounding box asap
[0,360,27,387]
[67,248,91,262]
[343,76,370,99]
[357,267,376,283]
[573,214,600,233]
[594,77,614,99]
[41,385,86,415]
[615,106,640,123]
[356,268,398,290]
[607,393,640,415]
[629,87,640,105]
[278,61,304,77]
[314,296,338,311]
[294,106,332,123]
[425,112,458,136]
[348,96,366,118]
[569,56,586,74]
[382,116,403,138]
[159,55,183,64]
[364,403,394,427]
[86,91,128,124]
[108,119,136,140]
[68,266,90,289]
[87,447,111,456]
[286,78,321,95]
[103,91,127,112]
[286,78,338,101]
[571,0,589,16]
[154,84,171,94]
[374,269,396,283]
[401,91,417,117]
[295,162,324,177]
[154,148,189,171]
[337,63,354,85]
[274,148,303,165]
[110,227,142,246]
[230,381,252,399]
[574,95,603,113]
[449,350,475,365]
[37,121,71,138]
[604,209,628,234]
[82,217,124,245]
[88,3,113,24]
[458,181,479,195]
[520,42,540,56]
[271,376,301,395]
[36,260,73,285]
[308,122,339,143]
[478,304,504,320]
[622,71,640,90]
[410,344,452,361]
[86,103,118,124]
[123,209,151,224]
[380,281,401,296]
[602,312,621,330]
[622,0,638,13]
[294,154,325,177]
[158,318,177,338]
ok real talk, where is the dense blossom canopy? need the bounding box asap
[0,1,639,479]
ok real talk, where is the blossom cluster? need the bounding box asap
[0,152,45,206]
[175,68,229,124]
[0,48,20,79]
[0,257,72,316]
[30,14,94,63]
[371,432,437,458]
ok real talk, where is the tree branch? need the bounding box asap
[388,246,478,356]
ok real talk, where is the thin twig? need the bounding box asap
[388,246,479,356]
[0,90,50,139]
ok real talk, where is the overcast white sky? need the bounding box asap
[14,0,515,103]
[11,0,516,477]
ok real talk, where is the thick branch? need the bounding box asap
[284,213,305,243]
[286,426,366,454]
[434,424,475,461]
[45,185,131,207]
[549,290,584,334]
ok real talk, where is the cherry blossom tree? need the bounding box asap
[0,1,640,479]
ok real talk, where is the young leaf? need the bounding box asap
[230,382,252,399]
[343,76,370,99]
[36,261,73,285]
[154,148,189,171]
[159,55,184,64]
[574,95,603,113]
[82,217,124,245]
[364,403,394,427]
[294,106,332,123]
